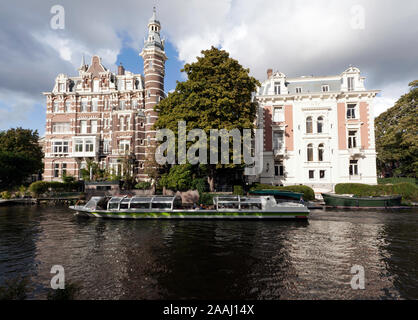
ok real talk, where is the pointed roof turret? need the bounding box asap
[144,7,164,50]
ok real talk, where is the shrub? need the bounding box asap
[233,185,244,195]
[192,178,208,195]
[0,191,12,199]
[29,181,49,196]
[29,181,83,196]
[250,184,315,201]
[135,181,151,190]
[335,183,418,201]
[199,193,216,206]
[378,177,417,185]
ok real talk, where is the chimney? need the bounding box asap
[118,62,125,75]
[267,68,273,79]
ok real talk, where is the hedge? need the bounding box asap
[29,181,83,196]
[233,185,244,196]
[335,183,418,201]
[250,184,315,201]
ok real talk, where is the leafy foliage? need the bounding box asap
[159,164,194,192]
[154,47,260,191]
[0,128,43,189]
[375,81,418,178]
[250,184,315,201]
[135,181,152,190]
[335,183,418,201]
[29,181,83,196]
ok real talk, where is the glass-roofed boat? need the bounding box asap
[69,195,309,220]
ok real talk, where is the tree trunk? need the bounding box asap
[207,166,215,192]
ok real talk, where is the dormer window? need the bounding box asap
[59,83,66,92]
[274,82,281,95]
[348,77,355,91]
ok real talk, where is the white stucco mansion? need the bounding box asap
[250,66,379,193]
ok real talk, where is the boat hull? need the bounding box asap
[322,193,402,208]
[70,207,309,220]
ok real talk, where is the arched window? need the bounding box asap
[306,116,313,134]
[318,143,324,162]
[307,144,313,162]
[317,116,324,133]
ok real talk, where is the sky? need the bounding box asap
[0,0,417,136]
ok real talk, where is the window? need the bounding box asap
[65,101,71,112]
[347,104,356,119]
[274,82,281,95]
[85,140,94,152]
[52,122,71,133]
[80,120,88,134]
[103,140,110,153]
[53,101,59,113]
[273,107,284,122]
[146,115,151,124]
[132,100,138,108]
[317,116,324,133]
[296,87,302,93]
[54,164,60,178]
[273,131,284,151]
[349,160,359,176]
[309,170,315,179]
[81,99,88,112]
[75,139,83,152]
[93,79,100,92]
[62,163,67,176]
[306,116,313,134]
[120,117,125,131]
[119,140,130,153]
[321,85,329,92]
[348,77,354,91]
[348,131,357,149]
[126,116,131,131]
[53,141,69,154]
[307,144,313,162]
[119,100,125,110]
[320,170,325,179]
[92,99,98,112]
[91,120,98,134]
[274,163,284,176]
[147,90,151,97]
[59,83,66,92]
[118,79,125,91]
[318,143,324,162]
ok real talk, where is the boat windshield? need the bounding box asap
[84,197,104,210]
[106,196,178,210]
[108,197,124,210]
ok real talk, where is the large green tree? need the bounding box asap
[375,80,418,178]
[154,47,260,191]
[0,128,43,188]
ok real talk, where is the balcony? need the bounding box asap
[273,146,287,158]
[348,147,364,156]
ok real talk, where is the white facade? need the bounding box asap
[251,67,379,193]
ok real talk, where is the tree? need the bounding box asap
[375,81,418,178]
[159,164,194,192]
[154,47,260,191]
[0,128,43,189]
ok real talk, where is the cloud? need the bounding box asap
[0,0,417,132]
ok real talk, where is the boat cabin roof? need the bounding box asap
[109,195,179,205]
[214,196,266,204]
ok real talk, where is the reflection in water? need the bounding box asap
[0,206,417,299]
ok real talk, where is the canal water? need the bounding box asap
[0,205,417,300]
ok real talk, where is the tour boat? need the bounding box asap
[321,193,403,208]
[69,195,310,220]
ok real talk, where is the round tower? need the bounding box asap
[139,7,167,175]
